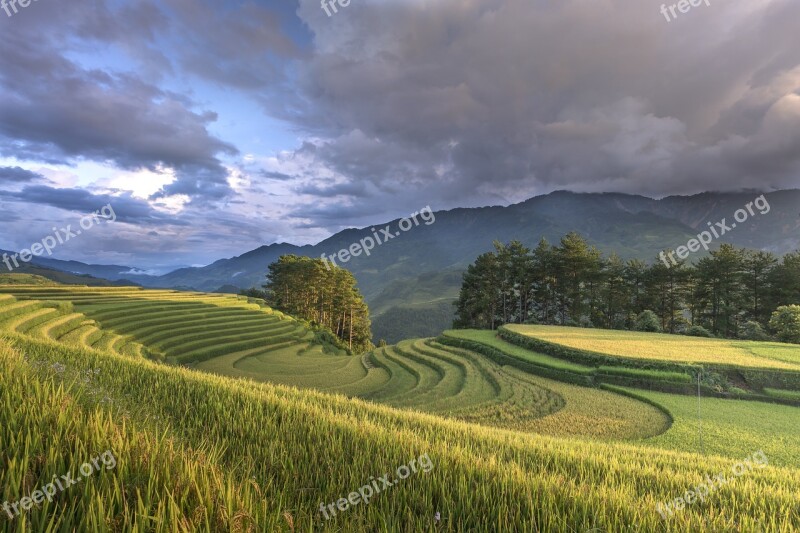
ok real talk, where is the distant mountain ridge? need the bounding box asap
[0,251,139,281]
[135,189,799,295]
[9,189,800,342]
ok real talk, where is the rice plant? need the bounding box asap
[1,280,799,531]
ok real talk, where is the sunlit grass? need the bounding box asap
[627,387,800,466]
[2,333,799,532]
[1,279,799,531]
[505,324,800,370]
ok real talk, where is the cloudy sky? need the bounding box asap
[0,0,798,270]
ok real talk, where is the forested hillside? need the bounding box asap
[455,233,800,339]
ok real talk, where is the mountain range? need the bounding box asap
[7,189,800,343]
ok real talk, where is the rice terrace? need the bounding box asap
[2,263,800,531]
[3,1,800,531]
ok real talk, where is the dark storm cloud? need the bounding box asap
[0,0,311,204]
[0,186,184,226]
[0,39,238,201]
[166,0,302,90]
[288,202,387,223]
[295,180,370,198]
[3,0,799,261]
[286,0,800,213]
[0,166,45,183]
[260,170,297,181]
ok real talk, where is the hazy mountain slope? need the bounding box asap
[136,190,800,296]
[653,191,800,252]
[0,250,139,281]
[0,262,139,287]
[8,190,799,342]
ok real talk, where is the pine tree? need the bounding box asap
[453,252,501,329]
[530,238,556,324]
[693,245,745,337]
[453,234,798,342]
[767,251,800,310]
[603,253,628,329]
[263,255,373,353]
[555,232,600,325]
[742,250,778,326]
[645,255,691,334]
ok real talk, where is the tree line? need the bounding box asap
[244,255,373,353]
[454,232,800,340]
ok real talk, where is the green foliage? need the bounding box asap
[769,305,800,344]
[741,320,770,341]
[597,366,692,384]
[685,325,713,338]
[264,255,373,353]
[454,234,800,340]
[310,326,350,354]
[239,287,268,300]
[634,310,661,332]
[453,249,502,330]
[371,300,454,344]
[762,387,800,401]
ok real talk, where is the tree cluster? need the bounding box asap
[258,255,373,353]
[454,233,800,341]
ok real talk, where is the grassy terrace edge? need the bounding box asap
[4,332,800,531]
[0,280,675,441]
[439,328,800,406]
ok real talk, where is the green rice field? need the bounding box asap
[1,277,799,531]
[504,324,800,370]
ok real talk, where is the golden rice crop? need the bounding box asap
[2,333,800,532]
[505,324,800,370]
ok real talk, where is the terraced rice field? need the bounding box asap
[0,283,668,440]
[0,285,321,366]
[1,281,796,451]
[2,278,800,531]
[500,368,670,440]
[0,292,145,359]
[625,386,800,466]
[349,339,668,437]
[363,340,569,424]
[504,324,800,370]
[4,328,800,532]
[442,329,595,374]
